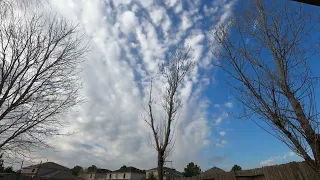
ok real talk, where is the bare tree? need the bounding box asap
[0,0,37,17]
[0,1,87,157]
[211,0,320,174]
[144,48,194,180]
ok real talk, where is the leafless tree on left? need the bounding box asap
[0,0,87,158]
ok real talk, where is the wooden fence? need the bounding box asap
[176,161,320,180]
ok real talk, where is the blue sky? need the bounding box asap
[199,0,320,171]
[12,0,319,172]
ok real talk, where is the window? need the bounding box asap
[123,173,126,179]
[116,174,118,178]
[90,174,92,178]
[109,174,112,179]
[32,169,35,173]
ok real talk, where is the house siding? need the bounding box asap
[94,173,108,180]
[145,169,183,180]
[20,162,77,180]
[105,172,144,180]
[131,172,145,180]
[20,167,38,178]
[21,167,62,178]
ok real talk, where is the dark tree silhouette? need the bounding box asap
[72,165,83,176]
[230,165,242,172]
[183,162,201,177]
[87,165,98,172]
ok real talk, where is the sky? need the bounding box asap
[8,0,320,172]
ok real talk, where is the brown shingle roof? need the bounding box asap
[113,167,144,173]
[96,168,111,173]
[23,162,70,171]
[201,167,225,177]
[41,170,79,180]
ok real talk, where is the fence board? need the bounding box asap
[176,161,319,180]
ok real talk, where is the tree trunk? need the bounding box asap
[157,152,164,180]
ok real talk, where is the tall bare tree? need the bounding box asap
[211,0,320,173]
[144,48,194,180]
[0,1,87,157]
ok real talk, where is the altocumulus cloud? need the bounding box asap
[20,0,236,171]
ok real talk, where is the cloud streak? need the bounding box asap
[15,0,237,171]
[260,152,299,166]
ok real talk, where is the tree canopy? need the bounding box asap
[87,165,98,172]
[0,154,14,173]
[183,162,201,177]
[72,165,83,176]
[230,165,242,172]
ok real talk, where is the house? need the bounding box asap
[200,167,225,178]
[82,168,111,180]
[20,162,79,180]
[106,166,145,180]
[145,167,183,180]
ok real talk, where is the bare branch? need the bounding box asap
[144,47,195,180]
[211,0,320,174]
[0,2,87,157]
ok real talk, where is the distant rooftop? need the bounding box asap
[22,162,70,171]
[96,168,111,173]
[147,167,176,171]
[113,166,145,174]
[201,167,225,177]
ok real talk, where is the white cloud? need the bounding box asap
[161,14,171,35]
[120,11,138,35]
[113,0,132,6]
[184,31,204,63]
[260,157,278,166]
[203,5,218,17]
[215,112,229,125]
[215,117,223,125]
[222,112,229,117]
[12,0,236,172]
[215,139,227,148]
[174,1,183,14]
[181,11,193,31]
[219,131,226,136]
[260,152,300,166]
[214,104,220,108]
[215,143,224,148]
[224,102,233,108]
[165,0,178,7]
[150,7,165,26]
[288,152,296,157]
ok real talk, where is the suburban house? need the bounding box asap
[106,166,145,180]
[20,162,79,180]
[200,167,225,177]
[145,167,183,180]
[82,169,111,180]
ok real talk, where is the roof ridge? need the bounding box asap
[22,162,70,171]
